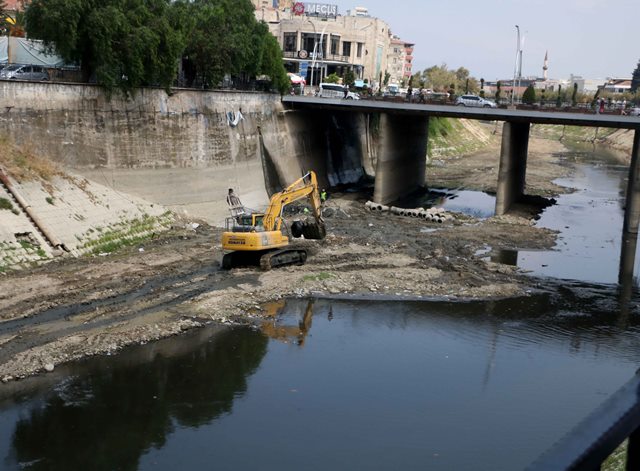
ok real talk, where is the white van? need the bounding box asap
[317,83,360,100]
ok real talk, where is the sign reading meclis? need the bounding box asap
[303,3,338,18]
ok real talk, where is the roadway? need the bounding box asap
[282,95,640,130]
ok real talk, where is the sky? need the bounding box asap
[341,0,638,81]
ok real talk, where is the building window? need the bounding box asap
[283,32,297,53]
[342,41,351,57]
[356,42,363,58]
[330,35,339,55]
[302,33,317,55]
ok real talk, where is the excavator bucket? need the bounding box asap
[301,219,326,240]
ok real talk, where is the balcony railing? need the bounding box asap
[281,51,352,63]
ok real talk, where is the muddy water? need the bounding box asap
[516,152,633,284]
[1,295,639,471]
[431,150,636,285]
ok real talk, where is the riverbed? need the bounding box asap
[1,146,639,469]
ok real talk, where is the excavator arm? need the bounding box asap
[263,171,323,232]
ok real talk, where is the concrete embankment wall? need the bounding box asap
[0,82,370,224]
[0,82,372,270]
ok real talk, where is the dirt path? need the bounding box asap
[0,134,570,381]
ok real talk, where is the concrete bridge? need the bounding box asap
[283,96,640,288]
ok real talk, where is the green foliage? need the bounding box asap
[383,71,390,86]
[25,0,287,95]
[302,272,334,282]
[182,0,256,88]
[251,21,289,94]
[25,0,190,96]
[496,81,501,103]
[631,59,640,92]
[0,197,13,211]
[343,69,356,87]
[556,85,563,107]
[428,117,453,140]
[572,83,578,106]
[522,84,536,104]
[324,73,341,84]
[414,64,479,94]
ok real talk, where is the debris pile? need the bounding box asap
[365,201,453,223]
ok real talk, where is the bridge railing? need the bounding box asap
[527,369,640,470]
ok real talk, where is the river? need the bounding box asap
[0,148,638,470]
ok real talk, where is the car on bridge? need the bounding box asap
[630,107,640,117]
[455,94,497,108]
[317,83,360,100]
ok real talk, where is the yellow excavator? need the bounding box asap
[221,171,326,270]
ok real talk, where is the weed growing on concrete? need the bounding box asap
[83,213,174,255]
[0,136,61,181]
[45,197,55,205]
[18,240,34,251]
[0,197,14,211]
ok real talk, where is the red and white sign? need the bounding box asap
[293,2,305,15]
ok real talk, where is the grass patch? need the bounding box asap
[84,213,174,255]
[0,197,14,211]
[18,240,34,250]
[0,136,61,182]
[602,439,627,471]
[303,272,334,282]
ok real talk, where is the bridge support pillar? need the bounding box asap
[373,113,429,204]
[619,130,640,287]
[495,121,530,215]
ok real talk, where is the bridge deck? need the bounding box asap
[282,96,640,130]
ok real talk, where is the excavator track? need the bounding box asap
[260,249,307,271]
[222,248,308,270]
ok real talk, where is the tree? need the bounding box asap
[245,20,288,94]
[324,73,340,84]
[0,0,7,35]
[631,59,640,92]
[556,85,562,108]
[251,22,289,94]
[522,84,536,104]
[25,0,189,95]
[495,81,502,103]
[343,69,356,87]
[182,0,257,88]
[572,83,578,106]
[383,71,390,86]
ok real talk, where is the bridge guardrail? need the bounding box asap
[527,369,640,470]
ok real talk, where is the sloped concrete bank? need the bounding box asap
[0,168,172,271]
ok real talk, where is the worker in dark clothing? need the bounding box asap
[226,188,242,207]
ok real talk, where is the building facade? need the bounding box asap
[253,2,413,90]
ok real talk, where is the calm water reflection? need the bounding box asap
[1,295,639,470]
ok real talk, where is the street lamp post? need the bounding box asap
[511,25,520,104]
[310,25,326,88]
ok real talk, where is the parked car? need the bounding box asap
[630,107,640,116]
[455,94,497,108]
[0,64,49,81]
[317,83,360,100]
